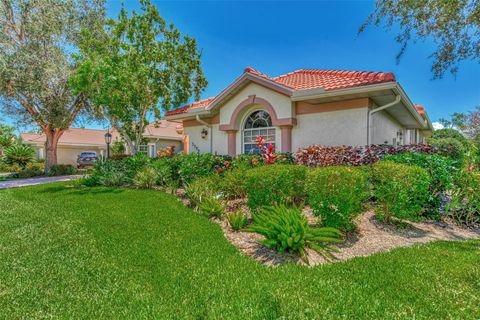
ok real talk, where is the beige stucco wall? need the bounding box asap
[370,110,405,145]
[292,107,369,150]
[183,125,228,155]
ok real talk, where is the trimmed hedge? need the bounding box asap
[306,166,370,231]
[246,165,307,210]
[372,161,431,222]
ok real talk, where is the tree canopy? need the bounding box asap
[360,0,480,79]
[71,0,207,153]
[0,0,105,169]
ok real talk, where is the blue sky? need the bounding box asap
[106,0,478,124]
[5,1,480,129]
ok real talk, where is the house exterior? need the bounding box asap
[21,121,184,165]
[165,67,433,156]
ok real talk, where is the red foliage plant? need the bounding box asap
[255,135,279,165]
[295,144,436,167]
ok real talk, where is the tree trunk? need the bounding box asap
[44,128,65,173]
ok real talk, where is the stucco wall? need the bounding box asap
[370,110,405,145]
[56,146,105,165]
[184,125,227,155]
[292,107,369,150]
[219,82,293,126]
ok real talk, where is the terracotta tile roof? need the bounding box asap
[21,121,183,146]
[166,97,215,116]
[415,105,426,116]
[166,67,396,115]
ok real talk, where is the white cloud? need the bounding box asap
[432,122,444,130]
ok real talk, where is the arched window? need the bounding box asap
[243,110,275,154]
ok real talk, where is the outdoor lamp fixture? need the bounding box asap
[201,128,208,140]
[104,131,112,159]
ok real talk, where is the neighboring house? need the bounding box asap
[21,121,184,165]
[165,67,434,156]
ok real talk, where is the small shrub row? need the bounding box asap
[295,144,436,167]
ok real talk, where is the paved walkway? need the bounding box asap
[0,175,84,189]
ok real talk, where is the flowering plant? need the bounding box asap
[255,135,279,165]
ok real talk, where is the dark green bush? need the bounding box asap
[246,165,307,210]
[246,206,342,262]
[176,153,217,185]
[90,159,127,187]
[372,161,431,222]
[431,128,470,148]
[447,170,480,225]
[151,157,176,189]
[428,138,466,163]
[226,210,248,231]
[48,164,77,176]
[123,153,150,180]
[384,153,458,215]
[306,166,369,231]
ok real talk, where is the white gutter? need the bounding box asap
[370,94,401,114]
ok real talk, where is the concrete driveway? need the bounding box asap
[0,175,83,189]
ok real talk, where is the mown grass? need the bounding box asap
[0,183,479,319]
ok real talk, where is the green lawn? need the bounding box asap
[0,183,479,319]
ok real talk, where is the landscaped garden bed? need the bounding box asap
[81,133,480,266]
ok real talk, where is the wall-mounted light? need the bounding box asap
[201,128,208,139]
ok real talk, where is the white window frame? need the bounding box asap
[147,143,156,158]
[242,110,276,154]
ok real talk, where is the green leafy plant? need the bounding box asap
[185,175,222,209]
[133,166,158,189]
[306,166,369,231]
[384,153,458,216]
[2,145,36,167]
[123,153,150,181]
[428,138,466,163]
[446,170,480,226]
[152,157,176,190]
[246,206,342,262]
[372,161,431,222]
[198,197,224,219]
[48,164,77,176]
[220,169,248,200]
[91,159,127,187]
[17,162,45,178]
[246,165,307,210]
[226,210,248,231]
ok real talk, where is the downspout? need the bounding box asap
[367,94,401,145]
[196,114,213,153]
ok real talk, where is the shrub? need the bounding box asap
[306,166,369,231]
[2,144,35,166]
[431,128,470,148]
[428,138,465,162]
[91,159,127,187]
[123,153,150,180]
[246,206,342,262]
[151,157,176,189]
[0,162,21,173]
[133,166,158,189]
[220,169,248,200]
[295,144,435,167]
[48,164,77,176]
[177,153,217,185]
[185,175,222,209]
[384,153,458,215]
[226,210,248,231]
[246,165,307,210]
[198,197,224,219]
[372,161,431,222]
[447,170,480,226]
[17,162,45,178]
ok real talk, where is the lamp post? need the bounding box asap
[104,131,112,159]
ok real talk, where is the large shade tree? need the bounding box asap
[0,0,105,170]
[360,0,480,79]
[71,0,207,154]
